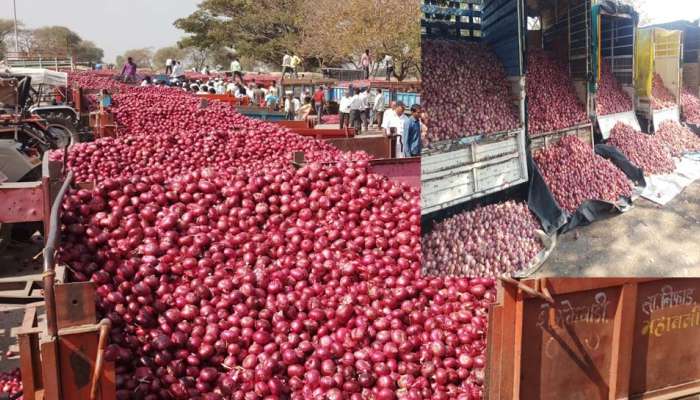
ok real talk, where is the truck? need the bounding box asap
[592,1,643,139]
[634,27,683,132]
[420,0,529,216]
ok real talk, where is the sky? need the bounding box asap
[640,0,700,25]
[2,0,700,63]
[1,0,201,62]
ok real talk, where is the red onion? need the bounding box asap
[422,201,543,276]
[534,136,633,212]
[609,122,675,175]
[651,73,676,110]
[527,49,588,135]
[655,120,700,157]
[681,88,700,124]
[596,63,633,115]
[0,368,22,398]
[422,40,519,145]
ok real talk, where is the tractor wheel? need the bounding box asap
[44,112,81,147]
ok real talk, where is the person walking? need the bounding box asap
[165,58,173,75]
[373,89,386,128]
[403,104,422,157]
[349,89,363,131]
[313,86,326,124]
[230,58,241,74]
[338,90,352,129]
[120,57,138,83]
[383,54,394,81]
[282,53,293,78]
[358,88,370,131]
[284,92,296,120]
[291,54,302,78]
[360,49,371,79]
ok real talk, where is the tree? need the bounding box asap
[118,48,154,69]
[31,26,82,52]
[619,0,652,26]
[75,40,104,63]
[153,46,185,69]
[298,0,421,80]
[0,19,18,58]
[175,0,303,67]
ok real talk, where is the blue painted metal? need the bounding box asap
[481,0,524,77]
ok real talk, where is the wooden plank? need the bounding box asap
[609,282,639,399]
[54,282,96,330]
[519,278,656,296]
[40,339,61,400]
[59,332,116,400]
[18,333,39,400]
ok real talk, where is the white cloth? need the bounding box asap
[339,96,352,114]
[201,67,209,74]
[284,98,296,113]
[373,93,385,111]
[140,80,149,87]
[166,59,173,66]
[171,64,183,77]
[349,94,363,111]
[226,83,237,94]
[384,55,394,68]
[382,109,406,157]
[230,60,241,72]
[359,91,369,110]
[292,98,301,113]
[282,54,292,68]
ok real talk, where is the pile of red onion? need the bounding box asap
[526,49,588,136]
[0,368,22,399]
[534,136,633,213]
[595,63,633,115]
[651,73,676,110]
[655,120,700,157]
[422,201,543,277]
[55,162,492,399]
[681,88,700,124]
[422,40,519,146]
[608,122,675,175]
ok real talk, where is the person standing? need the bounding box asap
[313,86,326,123]
[165,58,173,75]
[282,53,293,78]
[120,57,138,83]
[373,89,386,128]
[403,105,422,157]
[291,54,302,78]
[284,93,295,120]
[202,65,211,75]
[349,89,363,131]
[230,58,241,74]
[359,88,370,131]
[360,49,371,79]
[338,90,352,129]
[383,54,394,81]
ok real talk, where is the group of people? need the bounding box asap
[282,53,303,79]
[359,50,395,81]
[283,86,327,122]
[337,87,421,157]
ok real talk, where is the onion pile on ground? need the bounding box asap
[0,368,22,399]
[651,74,676,110]
[422,201,543,277]
[608,122,675,175]
[526,49,588,136]
[51,71,494,399]
[596,63,633,115]
[422,40,519,146]
[534,136,633,213]
[681,88,700,124]
[655,120,700,157]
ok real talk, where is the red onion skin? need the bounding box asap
[608,122,675,175]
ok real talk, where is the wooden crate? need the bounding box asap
[421,128,528,215]
[529,123,593,154]
[486,278,700,400]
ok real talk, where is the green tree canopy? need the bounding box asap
[153,46,186,68]
[117,48,154,70]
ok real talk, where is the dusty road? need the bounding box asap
[534,182,700,277]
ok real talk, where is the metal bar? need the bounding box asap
[42,171,74,338]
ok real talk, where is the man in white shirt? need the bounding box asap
[373,89,386,128]
[170,60,184,80]
[358,88,370,131]
[348,89,363,131]
[282,54,292,78]
[284,92,295,120]
[165,58,173,75]
[230,59,241,73]
[381,101,407,157]
[338,91,352,129]
[292,97,302,119]
[384,54,394,81]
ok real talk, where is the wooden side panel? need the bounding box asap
[54,282,96,330]
[59,332,115,400]
[40,339,61,400]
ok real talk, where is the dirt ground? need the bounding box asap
[533,182,700,277]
